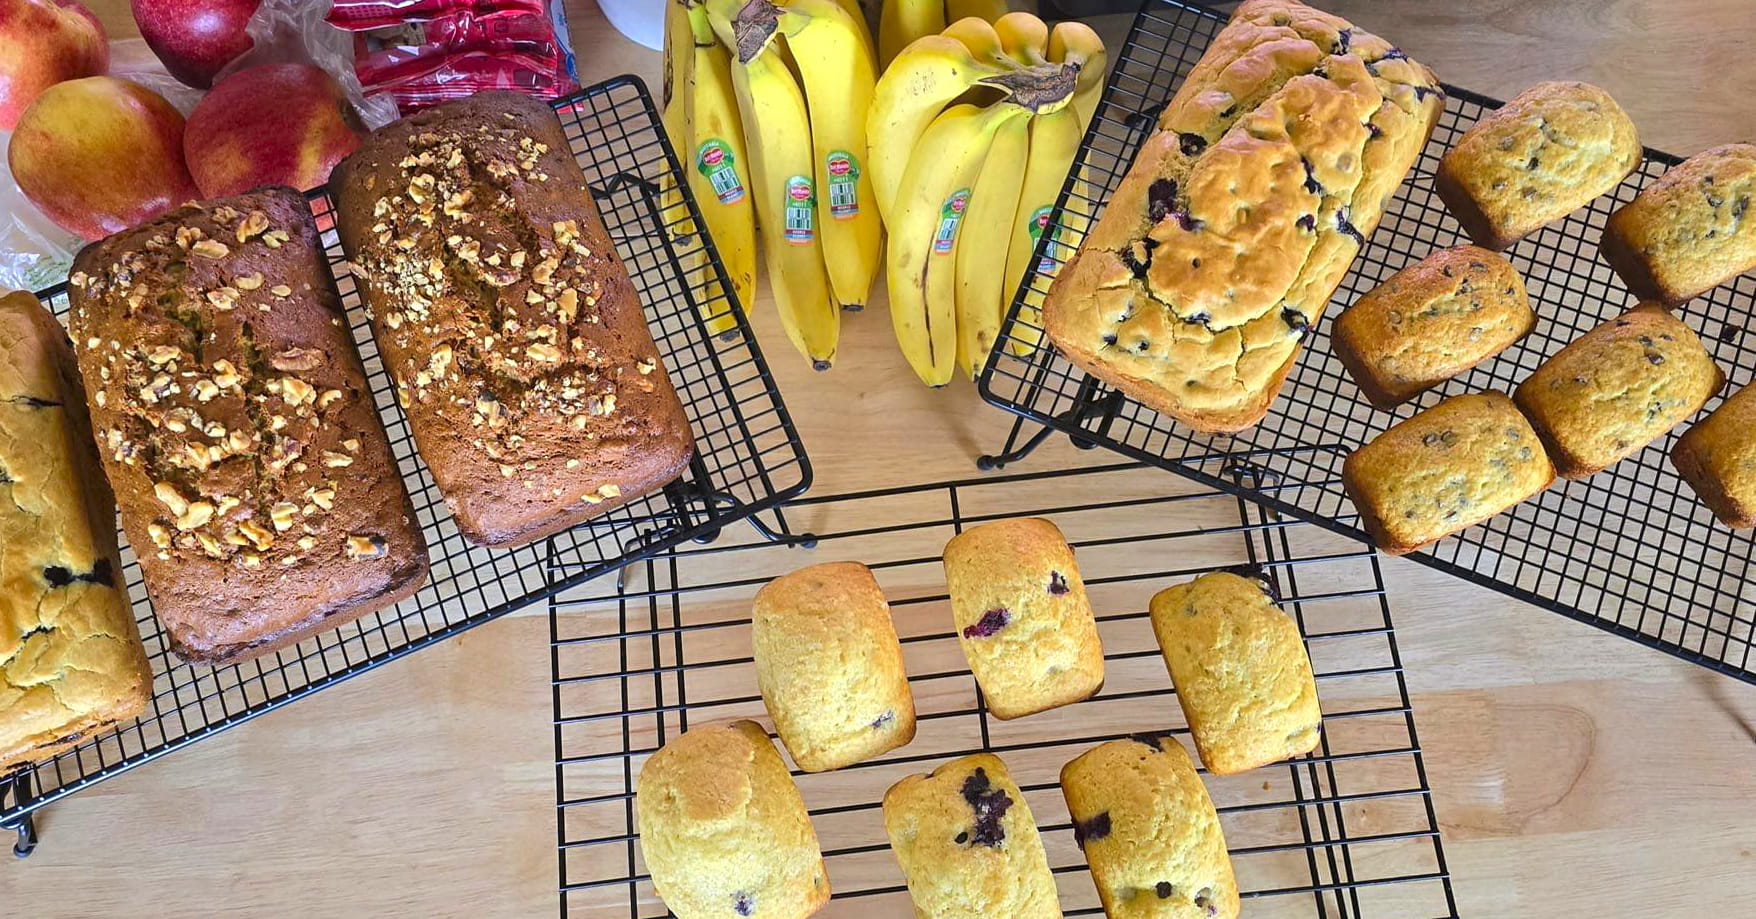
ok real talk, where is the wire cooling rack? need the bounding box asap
[551,461,1456,918]
[979,0,1756,685]
[0,75,810,852]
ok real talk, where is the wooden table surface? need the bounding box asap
[7,1,1756,916]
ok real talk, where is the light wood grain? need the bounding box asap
[4,1,1756,916]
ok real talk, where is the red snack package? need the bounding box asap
[326,0,578,110]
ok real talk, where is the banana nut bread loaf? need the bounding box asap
[1435,81,1641,250]
[1331,245,1533,408]
[1601,143,1756,306]
[67,187,429,665]
[1673,382,1756,528]
[331,91,693,548]
[1043,0,1445,433]
[1,292,153,768]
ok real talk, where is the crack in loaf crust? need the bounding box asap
[330,92,694,548]
[1043,0,1444,433]
[68,189,430,665]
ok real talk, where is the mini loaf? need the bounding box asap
[1043,0,1444,432]
[1514,304,1723,478]
[1149,570,1321,775]
[0,292,153,769]
[1332,246,1533,408]
[941,517,1105,720]
[752,561,916,772]
[882,753,1061,919]
[1601,143,1756,306]
[636,720,830,919]
[1673,384,1756,527]
[331,91,693,547]
[1060,736,1239,919]
[1434,81,1641,249]
[1341,391,1554,555]
[67,188,429,665]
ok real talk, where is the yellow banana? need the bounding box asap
[1049,20,1107,130]
[1004,105,1084,354]
[660,0,695,242]
[888,101,1031,386]
[992,10,1048,64]
[946,0,1009,20]
[954,111,1029,378]
[682,2,757,335]
[878,0,944,69]
[706,0,840,368]
[941,15,1015,69]
[772,0,882,312]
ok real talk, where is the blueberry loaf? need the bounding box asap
[1060,736,1239,919]
[0,292,153,769]
[1673,384,1756,527]
[941,517,1104,720]
[1601,143,1756,306]
[1043,0,1444,433]
[882,753,1061,919]
[1149,571,1321,775]
[68,188,429,664]
[1434,81,1641,250]
[752,561,916,772]
[331,91,693,547]
[1332,246,1533,408]
[1514,304,1723,478]
[636,720,830,919]
[1341,391,1554,555]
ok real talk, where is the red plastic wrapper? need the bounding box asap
[326,0,579,110]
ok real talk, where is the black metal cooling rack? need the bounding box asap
[979,0,1756,685]
[0,75,810,855]
[551,461,1456,918]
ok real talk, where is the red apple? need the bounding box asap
[130,0,259,89]
[184,63,365,197]
[0,0,108,131]
[9,76,199,240]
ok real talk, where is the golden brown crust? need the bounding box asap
[1601,143,1756,306]
[1672,384,1756,527]
[330,92,694,547]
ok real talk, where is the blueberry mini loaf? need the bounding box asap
[752,561,916,772]
[1061,736,1239,919]
[1332,246,1533,408]
[67,188,429,664]
[941,517,1104,720]
[0,292,153,769]
[636,720,830,919]
[1514,304,1723,479]
[882,753,1061,919]
[1673,384,1756,527]
[1601,143,1756,306]
[1149,571,1321,775]
[1434,81,1641,250]
[1341,391,1554,555]
[331,91,693,547]
[1043,0,1444,433]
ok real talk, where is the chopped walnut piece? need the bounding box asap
[527,343,562,362]
[147,523,172,548]
[280,377,316,406]
[190,239,230,259]
[155,482,190,515]
[297,536,318,550]
[237,211,270,242]
[262,229,290,249]
[270,284,293,297]
[322,451,354,467]
[345,534,388,559]
[270,502,299,531]
[271,348,324,372]
[636,358,656,375]
[317,389,344,409]
[146,345,181,365]
[212,360,241,388]
[239,520,274,550]
[310,487,336,510]
[207,287,239,310]
[235,273,264,291]
[176,500,215,531]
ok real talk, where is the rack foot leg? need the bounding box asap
[8,814,35,858]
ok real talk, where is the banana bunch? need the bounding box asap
[877,0,1011,67]
[872,13,1105,385]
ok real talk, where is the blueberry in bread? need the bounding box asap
[1673,383,1756,528]
[1601,143,1756,306]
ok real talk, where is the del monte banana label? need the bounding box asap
[1027,206,1058,274]
[825,151,862,220]
[784,176,816,246]
[933,188,973,256]
[695,139,746,205]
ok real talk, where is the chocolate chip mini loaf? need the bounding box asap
[1043,0,1444,433]
[0,292,153,768]
[1673,383,1756,528]
[1341,391,1554,555]
[941,517,1105,720]
[1514,304,1723,479]
[1435,81,1641,250]
[1601,143,1756,306]
[1332,245,1534,408]
[882,753,1061,919]
[1150,570,1321,775]
[67,188,429,665]
[331,91,693,547]
[752,561,916,772]
[1061,736,1240,919]
[636,720,830,919]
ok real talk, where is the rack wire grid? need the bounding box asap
[979,0,1756,685]
[551,460,1457,919]
[0,75,811,852]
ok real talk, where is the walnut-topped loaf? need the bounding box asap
[1044,0,1444,432]
[330,92,693,548]
[67,188,429,665]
